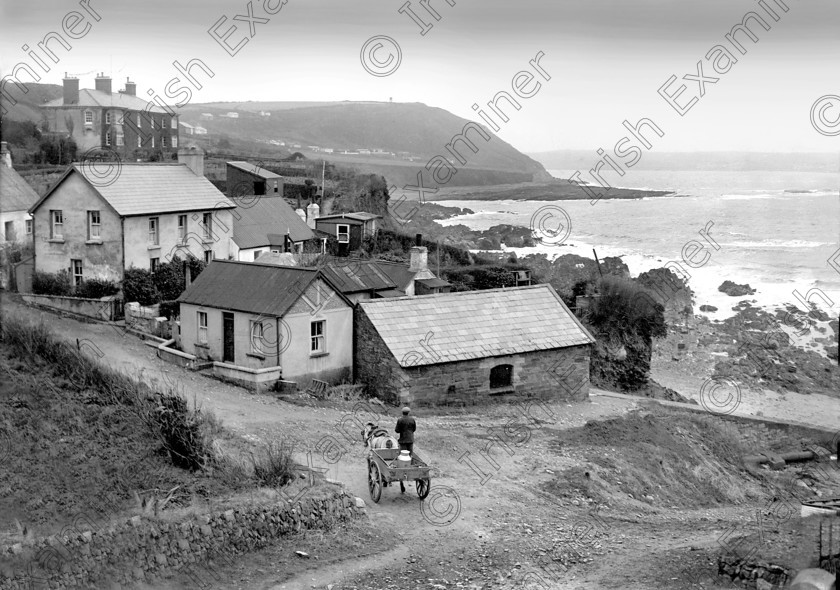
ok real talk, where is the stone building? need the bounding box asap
[354,284,595,406]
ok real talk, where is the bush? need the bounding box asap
[75,278,120,299]
[159,300,180,319]
[32,270,72,296]
[149,393,210,471]
[587,276,667,343]
[122,267,158,305]
[249,440,297,488]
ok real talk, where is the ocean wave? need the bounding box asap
[719,194,779,200]
[719,239,830,249]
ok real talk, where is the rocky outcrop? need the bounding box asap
[717,555,792,589]
[699,305,718,312]
[718,280,756,296]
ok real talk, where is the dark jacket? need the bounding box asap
[395,415,416,444]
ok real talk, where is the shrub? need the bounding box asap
[159,300,180,319]
[75,278,120,299]
[32,270,72,296]
[249,440,297,488]
[122,267,158,305]
[587,276,667,343]
[148,393,210,471]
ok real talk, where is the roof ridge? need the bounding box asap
[359,283,549,304]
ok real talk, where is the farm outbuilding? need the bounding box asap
[354,284,595,406]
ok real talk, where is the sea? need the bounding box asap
[433,169,840,323]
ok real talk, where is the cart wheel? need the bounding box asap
[416,478,430,500]
[368,461,383,503]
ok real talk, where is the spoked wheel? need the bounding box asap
[416,478,430,500]
[368,460,383,503]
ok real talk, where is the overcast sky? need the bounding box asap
[2,0,838,153]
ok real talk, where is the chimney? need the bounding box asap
[123,77,136,96]
[94,73,112,95]
[177,146,204,177]
[415,233,422,247]
[409,245,428,273]
[0,142,11,168]
[306,202,320,229]
[63,74,79,105]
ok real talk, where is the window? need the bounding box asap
[202,212,212,240]
[137,113,142,128]
[104,132,111,146]
[84,111,93,125]
[162,135,167,148]
[148,217,159,245]
[171,136,177,148]
[137,136,142,148]
[71,259,83,286]
[25,219,33,236]
[3,221,14,242]
[161,117,167,129]
[150,257,159,273]
[178,214,187,241]
[50,210,63,238]
[272,180,279,194]
[150,117,155,129]
[337,224,350,243]
[310,320,325,353]
[171,117,177,129]
[254,250,262,260]
[197,311,208,344]
[88,211,101,239]
[490,364,513,389]
[105,111,111,125]
[116,133,124,146]
[151,136,155,148]
[204,250,212,263]
[250,321,266,354]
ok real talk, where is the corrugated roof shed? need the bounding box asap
[232,197,315,247]
[177,260,319,317]
[359,284,595,367]
[227,161,282,179]
[321,260,397,294]
[44,89,169,113]
[31,164,234,216]
[1,165,40,213]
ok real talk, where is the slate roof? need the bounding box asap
[416,277,450,288]
[227,161,282,179]
[30,164,234,216]
[232,197,315,248]
[358,284,595,367]
[374,261,417,293]
[320,260,397,294]
[44,89,169,113]
[0,166,39,213]
[178,260,325,317]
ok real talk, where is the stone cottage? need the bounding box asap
[354,284,595,406]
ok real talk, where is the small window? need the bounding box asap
[171,117,177,129]
[88,211,101,239]
[150,257,159,272]
[84,111,93,125]
[71,259,83,286]
[250,321,266,354]
[202,212,213,239]
[310,320,325,353]
[137,113,142,128]
[161,135,167,148]
[137,136,142,148]
[337,224,350,244]
[50,210,63,238]
[105,111,111,125]
[254,250,262,260]
[151,136,155,148]
[104,132,111,147]
[197,311,208,344]
[178,214,187,241]
[25,219,33,236]
[148,217,159,245]
[116,134,124,146]
[273,180,279,194]
[161,117,167,129]
[4,221,15,242]
[490,364,513,389]
[204,250,212,264]
[171,135,178,148]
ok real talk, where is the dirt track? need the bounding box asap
[2,291,832,589]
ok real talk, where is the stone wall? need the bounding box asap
[354,306,591,406]
[0,489,364,590]
[22,293,120,321]
[717,555,793,589]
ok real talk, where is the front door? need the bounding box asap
[222,312,235,363]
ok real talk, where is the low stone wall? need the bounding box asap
[0,489,365,590]
[212,361,282,393]
[22,293,120,321]
[717,555,793,589]
[156,341,201,370]
[125,302,171,339]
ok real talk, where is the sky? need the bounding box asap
[1,0,839,154]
